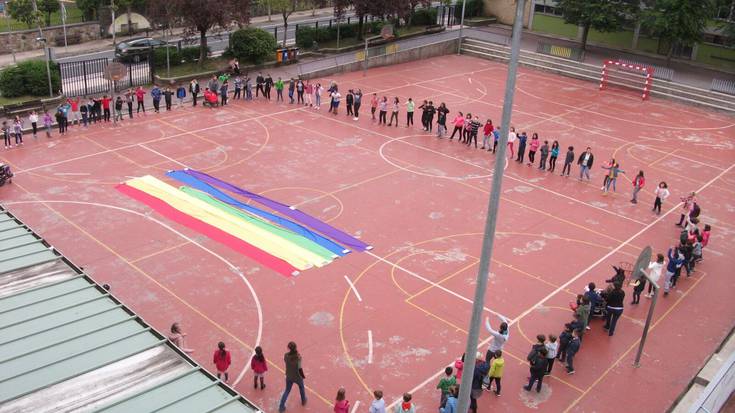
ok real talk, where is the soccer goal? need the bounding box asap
[599,59,655,101]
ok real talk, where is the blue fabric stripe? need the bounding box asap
[166,171,348,256]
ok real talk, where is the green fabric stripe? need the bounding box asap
[180,187,336,261]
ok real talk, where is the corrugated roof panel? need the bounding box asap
[0,206,262,412]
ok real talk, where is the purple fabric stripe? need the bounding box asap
[183,169,372,251]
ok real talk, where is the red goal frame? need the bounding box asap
[599,60,655,101]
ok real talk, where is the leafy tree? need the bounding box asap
[644,0,716,62]
[555,0,638,50]
[37,0,60,26]
[75,0,102,21]
[166,0,250,64]
[7,0,41,29]
[226,27,277,63]
[270,0,297,46]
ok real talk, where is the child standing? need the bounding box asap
[507,127,517,158]
[527,133,539,165]
[333,388,350,413]
[2,121,10,149]
[436,366,456,407]
[168,322,194,354]
[43,111,53,138]
[388,97,399,127]
[538,140,549,170]
[630,272,647,304]
[545,335,558,375]
[306,81,314,107]
[565,330,581,374]
[450,112,464,140]
[176,84,186,107]
[371,93,379,120]
[352,88,361,119]
[115,96,124,121]
[549,141,560,172]
[370,390,386,413]
[346,90,354,117]
[488,350,504,396]
[251,346,268,389]
[631,170,645,203]
[29,111,38,139]
[645,253,665,298]
[653,182,669,215]
[394,393,415,413]
[213,341,232,383]
[378,97,388,125]
[467,116,480,147]
[405,97,414,126]
[13,116,23,146]
[492,127,500,153]
[481,119,493,149]
[454,354,464,381]
[557,325,573,363]
[562,146,574,176]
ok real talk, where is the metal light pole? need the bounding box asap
[111,0,116,48]
[60,1,68,51]
[456,0,467,54]
[455,1,526,412]
[6,16,16,63]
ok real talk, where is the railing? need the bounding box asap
[460,37,735,113]
[711,78,735,95]
[618,58,675,81]
[687,351,735,413]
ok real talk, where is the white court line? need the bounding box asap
[521,103,598,130]
[366,251,510,319]
[138,144,189,168]
[386,162,735,411]
[350,400,361,413]
[52,172,91,176]
[2,199,264,388]
[344,275,363,302]
[475,88,483,94]
[367,330,373,364]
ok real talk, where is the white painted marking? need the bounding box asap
[344,275,362,302]
[365,251,509,319]
[468,78,472,84]
[367,330,373,364]
[138,144,189,168]
[350,400,361,413]
[476,88,483,94]
[386,162,735,411]
[52,172,91,176]
[3,199,264,388]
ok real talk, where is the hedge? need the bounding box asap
[225,28,278,65]
[295,21,384,48]
[153,46,210,68]
[411,8,437,26]
[0,60,61,98]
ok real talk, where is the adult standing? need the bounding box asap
[265,74,273,100]
[436,103,449,138]
[516,131,527,163]
[296,79,304,104]
[524,347,548,393]
[233,75,242,100]
[189,79,200,107]
[353,89,362,120]
[484,315,509,364]
[151,85,162,113]
[245,75,253,100]
[603,282,625,336]
[278,341,307,412]
[256,73,264,98]
[577,147,595,181]
[469,353,488,413]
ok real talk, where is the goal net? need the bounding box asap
[599,60,654,100]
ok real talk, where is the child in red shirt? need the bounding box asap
[250,346,268,389]
[135,87,146,113]
[213,341,232,383]
[101,95,112,122]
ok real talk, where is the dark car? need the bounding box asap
[115,38,172,62]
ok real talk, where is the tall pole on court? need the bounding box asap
[456,0,467,54]
[455,1,526,412]
[31,0,54,97]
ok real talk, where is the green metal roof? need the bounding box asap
[0,207,263,413]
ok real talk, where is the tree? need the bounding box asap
[226,27,277,63]
[271,0,297,46]
[7,0,40,28]
[644,0,716,63]
[555,0,638,50]
[167,0,250,64]
[75,0,102,21]
[37,0,60,26]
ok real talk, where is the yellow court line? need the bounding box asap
[11,182,334,407]
[647,148,677,169]
[562,272,708,413]
[129,240,192,264]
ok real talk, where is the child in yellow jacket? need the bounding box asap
[488,350,504,396]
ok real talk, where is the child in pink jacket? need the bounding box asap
[334,388,350,413]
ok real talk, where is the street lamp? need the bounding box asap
[35,37,54,97]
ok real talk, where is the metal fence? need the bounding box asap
[711,78,735,95]
[58,57,153,97]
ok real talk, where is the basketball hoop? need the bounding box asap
[104,62,127,82]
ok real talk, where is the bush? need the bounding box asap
[465,0,483,17]
[0,60,61,98]
[411,8,438,26]
[295,20,386,48]
[180,46,209,63]
[226,28,278,65]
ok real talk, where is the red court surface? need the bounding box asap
[1,54,734,412]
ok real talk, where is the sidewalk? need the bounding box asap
[0,7,338,68]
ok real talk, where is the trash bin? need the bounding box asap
[276,49,283,63]
[288,47,299,61]
[282,48,289,63]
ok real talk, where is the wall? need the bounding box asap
[482,0,532,27]
[0,22,100,54]
[110,13,151,35]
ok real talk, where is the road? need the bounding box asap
[55,12,359,64]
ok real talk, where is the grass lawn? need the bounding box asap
[0,3,84,33]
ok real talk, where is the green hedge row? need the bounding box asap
[295,21,385,48]
[0,60,61,98]
[152,46,211,68]
[225,28,278,65]
[411,9,438,26]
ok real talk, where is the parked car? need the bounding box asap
[115,38,172,62]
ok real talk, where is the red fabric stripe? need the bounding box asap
[116,183,297,277]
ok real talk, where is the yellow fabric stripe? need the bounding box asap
[127,176,331,270]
